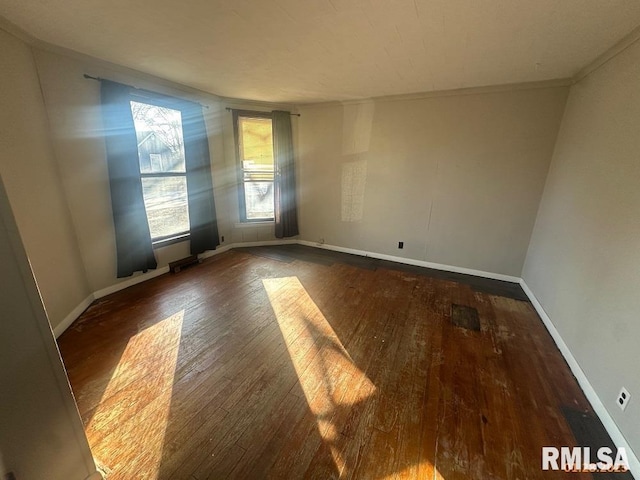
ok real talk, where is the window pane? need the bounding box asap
[141,176,190,238]
[131,101,186,173]
[238,116,275,221]
[239,117,274,169]
[244,181,274,220]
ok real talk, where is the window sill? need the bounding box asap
[152,233,190,249]
[234,221,274,228]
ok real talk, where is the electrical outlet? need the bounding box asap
[221,235,225,243]
[398,241,404,249]
[319,238,325,245]
[617,387,631,411]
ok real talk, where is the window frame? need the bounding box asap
[232,110,276,223]
[130,92,191,248]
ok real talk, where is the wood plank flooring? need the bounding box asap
[58,247,618,479]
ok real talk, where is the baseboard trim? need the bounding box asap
[53,294,94,338]
[236,239,299,247]
[520,279,640,477]
[93,266,170,300]
[199,243,233,260]
[199,239,298,260]
[297,240,521,283]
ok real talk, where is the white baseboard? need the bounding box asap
[54,266,170,337]
[198,243,233,260]
[53,294,94,338]
[93,266,170,300]
[54,269,171,338]
[199,239,298,260]
[297,240,520,283]
[520,279,640,477]
[234,239,299,248]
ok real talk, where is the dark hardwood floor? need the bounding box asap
[57,246,620,479]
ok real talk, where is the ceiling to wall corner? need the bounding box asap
[1,0,640,103]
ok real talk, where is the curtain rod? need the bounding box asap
[225,106,300,117]
[83,74,210,109]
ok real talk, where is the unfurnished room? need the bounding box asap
[1,1,640,479]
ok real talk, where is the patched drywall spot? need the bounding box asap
[342,100,375,155]
[341,159,367,222]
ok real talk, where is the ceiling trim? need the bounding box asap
[39,45,223,105]
[0,13,38,45]
[222,96,297,112]
[299,78,573,109]
[2,12,298,110]
[0,14,224,105]
[573,23,640,84]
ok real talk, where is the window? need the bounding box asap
[130,99,190,244]
[234,113,275,222]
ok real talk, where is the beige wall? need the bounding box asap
[523,39,640,457]
[0,28,90,330]
[0,31,96,479]
[297,87,568,276]
[0,178,97,480]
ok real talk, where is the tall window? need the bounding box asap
[235,113,275,222]
[130,99,190,243]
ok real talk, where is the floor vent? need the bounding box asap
[169,255,200,273]
[451,304,481,331]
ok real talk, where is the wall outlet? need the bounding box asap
[221,235,225,243]
[398,241,404,249]
[319,238,325,245]
[617,387,631,411]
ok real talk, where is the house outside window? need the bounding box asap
[234,112,275,222]
[130,99,190,243]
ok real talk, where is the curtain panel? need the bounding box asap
[182,103,220,254]
[273,110,299,238]
[100,80,157,277]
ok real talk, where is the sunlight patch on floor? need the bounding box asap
[263,276,376,475]
[86,310,184,478]
[376,461,442,479]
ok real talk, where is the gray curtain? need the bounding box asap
[273,110,299,238]
[100,80,157,277]
[182,103,220,254]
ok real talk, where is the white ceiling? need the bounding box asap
[2,0,640,103]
